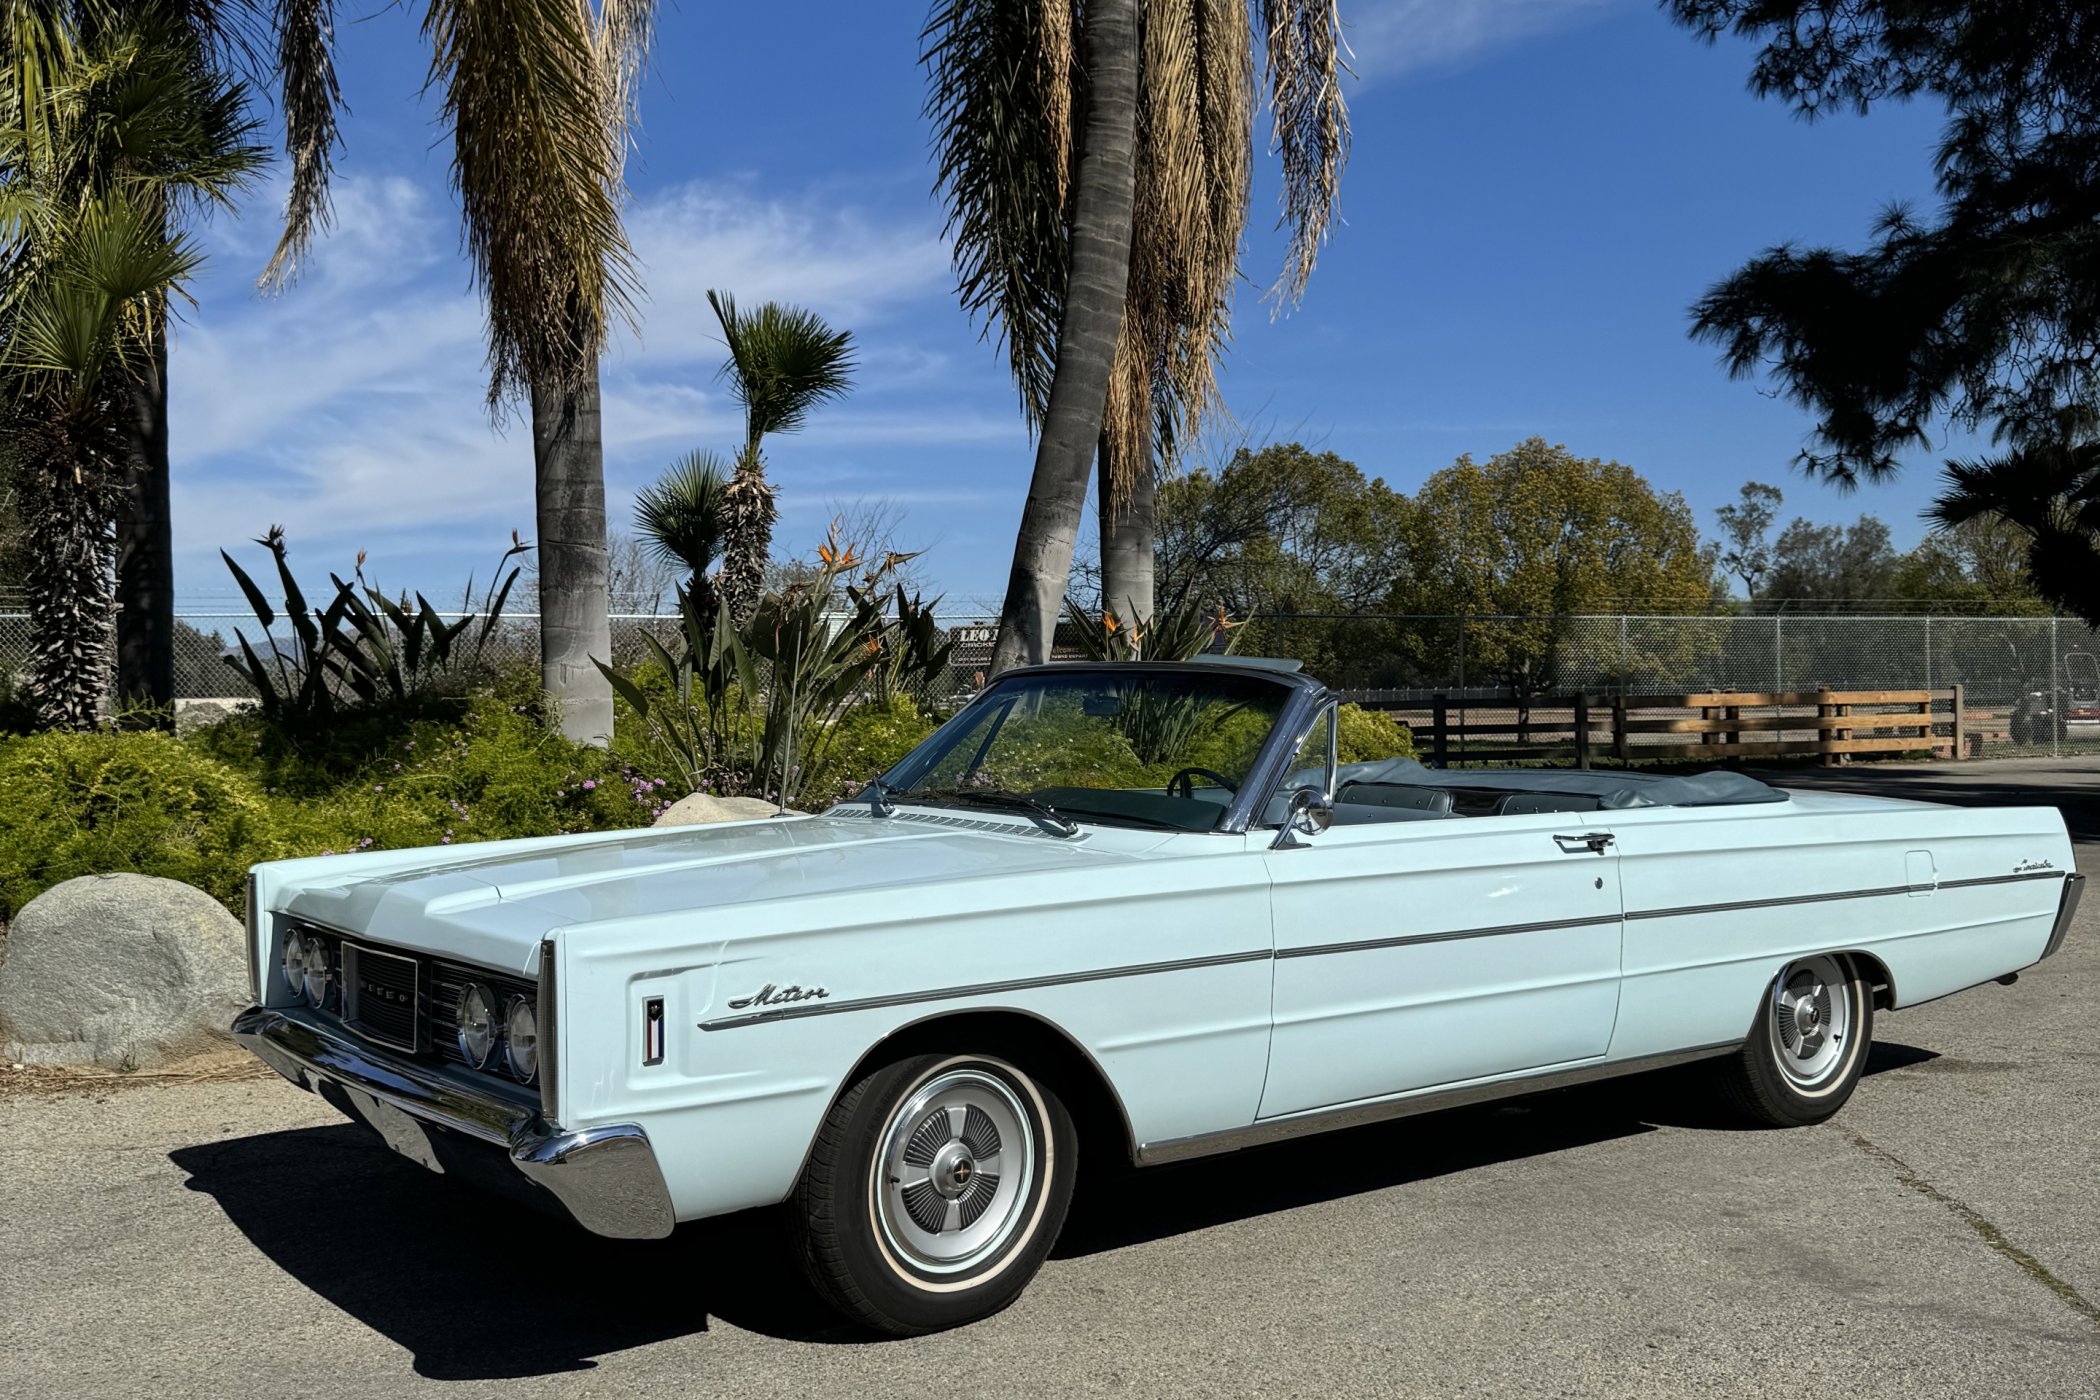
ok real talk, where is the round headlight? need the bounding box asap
[504,996,538,1084]
[281,929,308,997]
[456,983,498,1067]
[301,936,332,1007]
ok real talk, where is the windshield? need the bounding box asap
[881,668,1296,832]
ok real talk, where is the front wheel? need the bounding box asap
[789,1052,1075,1335]
[1718,953,1874,1127]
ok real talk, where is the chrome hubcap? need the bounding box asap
[1769,954,1850,1088]
[876,1068,1035,1274]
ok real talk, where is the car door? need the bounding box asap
[1258,711,1626,1119]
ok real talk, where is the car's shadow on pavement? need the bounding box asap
[171,1125,846,1377]
[172,1045,1942,1374]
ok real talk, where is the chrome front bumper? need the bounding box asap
[233,1006,675,1240]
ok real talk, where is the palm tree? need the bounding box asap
[0,8,264,729]
[634,447,728,619]
[924,0,1349,670]
[1930,414,2100,624]
[270,0,653,745]
[705,289,856,623]
[0,0,255,720]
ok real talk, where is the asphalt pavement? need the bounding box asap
[3,759,2097,1398]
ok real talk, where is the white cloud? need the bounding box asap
[168,172,998,596]
[1347,0,1620,82]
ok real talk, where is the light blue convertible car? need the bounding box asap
[235,659,2082,1333]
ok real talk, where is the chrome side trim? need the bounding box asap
[1626,869,2063,922]
[232,1005,674,1239]
[1135,1042,1742,1166]
[696,948,1274,1031]
[1280,913,1616,961]
[2040,872,2084,963]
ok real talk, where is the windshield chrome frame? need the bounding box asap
[876,661,1332,837]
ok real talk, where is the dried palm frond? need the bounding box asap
[1258,0,1350,308]
[425,0,642,405]
[923,0,1076,429]
[260,0,342,289]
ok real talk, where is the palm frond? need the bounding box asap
[922,0,1073,428]
[707,289,857,447]
[1257,0,1349,307]
[633,448,729,576]
[425,0,642,404]
[3,195,200,405]
[261,0,344,289]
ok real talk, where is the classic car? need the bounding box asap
[234,658,2084,1334]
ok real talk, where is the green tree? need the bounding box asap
[703,290,856,624]
[1154,442,1410,618]
[270,0,654,744]
[1665,1,2100,621]
[1891,517,2051,614]
[1394,440,1713,691]
[0,8,264,730]
[1763,516,1898,610]
[1713,481,1782,600]
[924,0,1350,673]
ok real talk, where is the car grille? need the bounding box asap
[297,926,535,1072]
[343,942,421,1051]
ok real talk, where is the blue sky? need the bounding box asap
[169,0,1957,610]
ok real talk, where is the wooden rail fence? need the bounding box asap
[1403,687,1964,768]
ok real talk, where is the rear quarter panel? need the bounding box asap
[1605,794,2072,1061]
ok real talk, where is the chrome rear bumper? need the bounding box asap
[233,1006,674,1240]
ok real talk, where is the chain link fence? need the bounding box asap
[6,606,2096,759]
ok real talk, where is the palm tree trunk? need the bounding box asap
[1097,436,1155,629]
[19,415,123,731]
[530,362,614,746]
[987,0,1141,675]
[717,450,775,624]
[113,318,173,720]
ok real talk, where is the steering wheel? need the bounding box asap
[1167,767,1238,799]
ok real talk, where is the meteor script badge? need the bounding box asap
[726,983,830,1011]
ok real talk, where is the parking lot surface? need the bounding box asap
[3,760,2097,1398]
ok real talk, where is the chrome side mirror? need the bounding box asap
[1270,787,1334,850]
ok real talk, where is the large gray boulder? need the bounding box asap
[0,874,247,1070]
[653,792,793,827]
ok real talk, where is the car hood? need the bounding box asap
[281,811,1143,970]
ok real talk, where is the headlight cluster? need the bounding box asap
[281,928,336,1010]
[453,981,539,1084]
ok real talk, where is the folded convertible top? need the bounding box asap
[1335,757,1788,809]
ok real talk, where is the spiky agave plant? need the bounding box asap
[0,11,264,729]
[706,289,857,624]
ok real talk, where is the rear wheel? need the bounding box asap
[789,1051,1075,1335]
[1718,953,1873,1127]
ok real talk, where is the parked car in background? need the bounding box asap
[236,659,2082,1333]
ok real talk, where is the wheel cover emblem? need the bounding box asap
[1769,955,1850,1089]
[877,1069,1036,1274]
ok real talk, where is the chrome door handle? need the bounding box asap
[1553,832,1614,854]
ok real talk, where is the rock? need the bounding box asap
[652,793,795,827]
[0,874,248,1070]
[173,698,254,737]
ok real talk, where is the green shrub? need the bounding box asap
[198,680,675,855]
[1337,704,1414,764]
[0,730,283,917]
[801,696,942,808]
